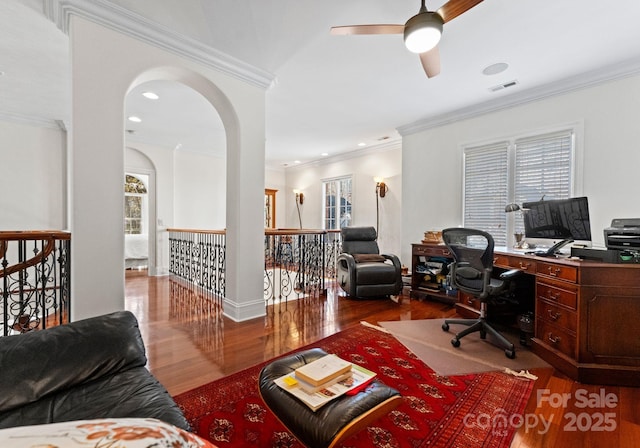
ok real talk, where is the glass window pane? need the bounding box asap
[323,176,352,230]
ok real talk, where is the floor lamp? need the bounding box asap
[375,178,387,235]
[294,190,304,229]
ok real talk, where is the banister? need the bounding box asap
[1,230,71,335]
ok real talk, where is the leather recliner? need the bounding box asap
[337,226,403,298]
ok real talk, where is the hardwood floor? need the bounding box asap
[125,270,640,448]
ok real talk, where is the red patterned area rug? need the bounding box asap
[173,323,534,448]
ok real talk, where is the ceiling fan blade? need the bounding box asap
[330,24,404,35]
[437,0,483,23]
[419,47,441,78]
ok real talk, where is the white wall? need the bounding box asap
[285,143,404,264]
[174,150,226,229]
[0,121,66,230]
[69,16,267,321]
[401,74,640,264]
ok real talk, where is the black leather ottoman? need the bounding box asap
[258,348,401,448]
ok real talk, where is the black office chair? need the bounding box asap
[440,227,522,359]
[337,226,403,299]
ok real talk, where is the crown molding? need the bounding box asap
[284,137,402,171]
[0,110,66,130]
[43,0,275,90]
[398,56,640,136]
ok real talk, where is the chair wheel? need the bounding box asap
[505,349,516,359]
[442,323,449,331]
[451,338,460,348]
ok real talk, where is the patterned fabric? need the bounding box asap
[0,418,218,447]
[174,324,534,447]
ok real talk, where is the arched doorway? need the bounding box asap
[124,79,227,277]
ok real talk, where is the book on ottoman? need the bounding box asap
[294,354,353,386]
[275,362,376,411]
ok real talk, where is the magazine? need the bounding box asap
[274,363,377,411]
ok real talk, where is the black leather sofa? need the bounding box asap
[0,310,189,430]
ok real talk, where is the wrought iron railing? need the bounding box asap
[263,229,341,303]
[0,231,71,336]
[168,229,226,297]
[168,228,341,304]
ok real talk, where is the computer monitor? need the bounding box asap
[522,196,592,256]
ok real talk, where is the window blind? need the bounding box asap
[464,142,509,246]
[512,130,573,233]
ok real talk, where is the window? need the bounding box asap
[464,129,574,246]
[124,174,147,235]
[323,176,352,230]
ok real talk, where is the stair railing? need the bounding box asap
[0,231,71,336]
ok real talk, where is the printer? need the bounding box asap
[604,218,640,250]
[570,218,640,263]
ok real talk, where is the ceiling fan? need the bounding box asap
[330,0,484,78]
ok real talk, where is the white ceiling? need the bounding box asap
[3,0,640,169]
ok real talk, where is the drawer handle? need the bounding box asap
[519,262,530,270]
[548,333,561,344]
[442,250,450,256]
[547,266,562,277]
[547,309,561,321]
[546,292,560,301]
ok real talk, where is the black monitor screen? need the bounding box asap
[522,197,592,241]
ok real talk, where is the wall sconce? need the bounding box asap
[374,177,387,198]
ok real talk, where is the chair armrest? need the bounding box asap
[499,268,522,280]
[381,254,402,270]
[338,253,357,270]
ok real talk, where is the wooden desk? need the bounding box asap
[411,243,640,386]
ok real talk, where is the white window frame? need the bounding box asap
[322,176,353,230]
[124,173,149,235]
[463,124,582,247]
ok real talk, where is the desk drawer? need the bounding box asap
[493,255,535,272]
[537,299,577,333]
[459,292,481,311]
[536,281,578,310]
[511,258,535,272]
[536,262,577,282]
[493,255,511,269]
[537,319,576,359]
[413,244,451,257]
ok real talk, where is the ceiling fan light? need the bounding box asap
[404,12,443,54]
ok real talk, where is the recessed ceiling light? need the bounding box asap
[482,62,509,76]
[321,152,329,157]
[294,160,301,164]
[142,91,159,100]
[358,142,366,147]
[128,116,142,123]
